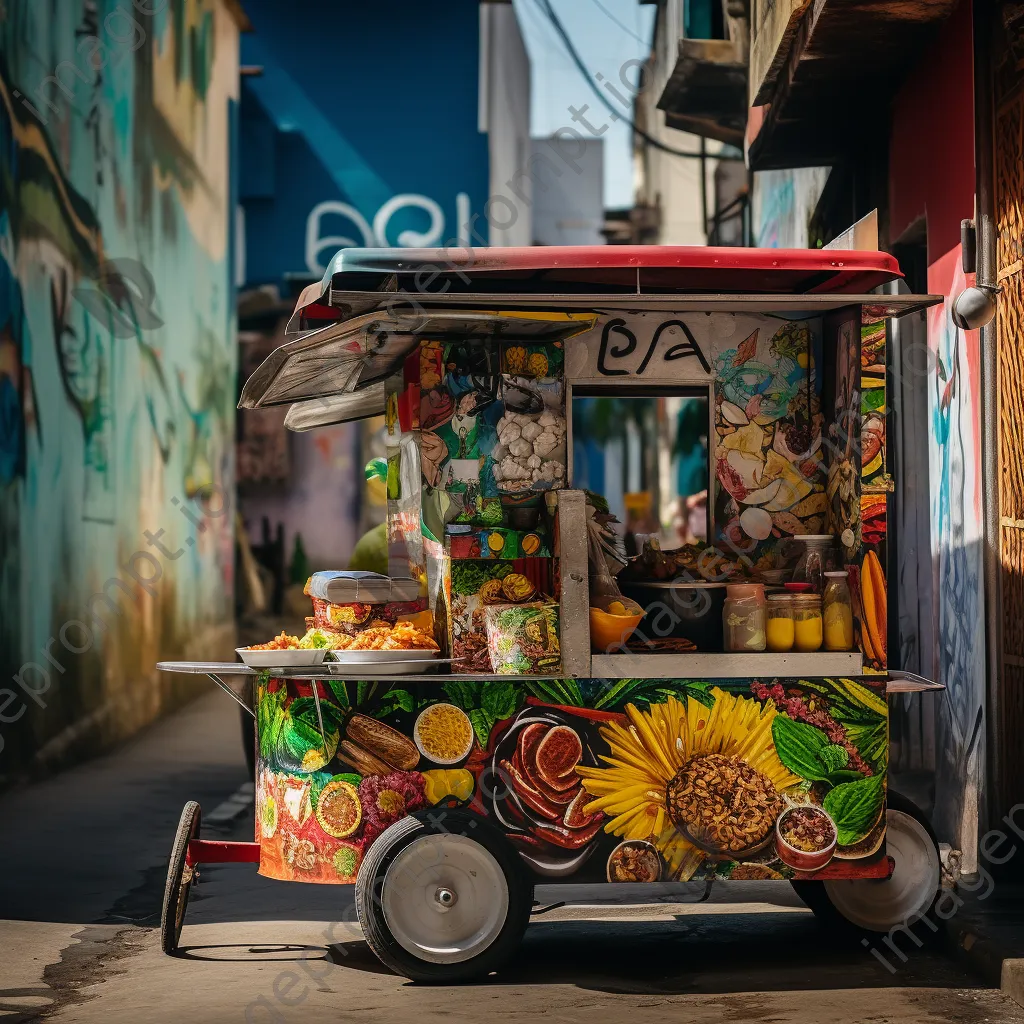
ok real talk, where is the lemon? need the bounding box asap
[608,600,628,616]
[422,769,475,804]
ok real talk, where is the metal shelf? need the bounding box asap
[589,651,864,679]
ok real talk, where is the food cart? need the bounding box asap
[158,246,945,982]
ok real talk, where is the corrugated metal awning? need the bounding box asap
[284,383,387,432]
[239,309,597,409]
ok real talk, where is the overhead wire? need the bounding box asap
[531,0,744,161]
[587,0,651,47]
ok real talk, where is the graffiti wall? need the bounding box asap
[0,1,242,776]
[927,246,986,871]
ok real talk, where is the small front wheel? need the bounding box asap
[793,792,941,935]
[161,801,201,954]
[355,810,532,983]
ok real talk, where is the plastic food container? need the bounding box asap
[589,595,645,653]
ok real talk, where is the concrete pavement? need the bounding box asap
[1,688,1023,1024]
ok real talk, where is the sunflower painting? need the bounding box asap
[578,689,802,880]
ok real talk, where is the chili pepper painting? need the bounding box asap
[861,315,887,488]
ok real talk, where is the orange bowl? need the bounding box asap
[589,602,644,653]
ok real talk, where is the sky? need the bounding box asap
[512,0,656,210]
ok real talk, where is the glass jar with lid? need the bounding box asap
[822,570,855,651]
[766,594,795,652]
[792,594,823,652]
[791,535,834,592]
[723,583,766,652]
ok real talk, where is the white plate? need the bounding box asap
[327,649,440,676]
[236,647,328,668]
[329,649,439,664]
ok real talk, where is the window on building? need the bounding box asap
[684,0,726,40]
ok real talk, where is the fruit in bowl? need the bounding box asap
[589,596,645,653]
[775,804,838,871]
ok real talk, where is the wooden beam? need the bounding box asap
[556,490,591,679]
[749,0,812,105]
[747,0,959,170]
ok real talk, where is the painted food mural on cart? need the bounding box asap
[255,675,887,884]
[712,320,827,569]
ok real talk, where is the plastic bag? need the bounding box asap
[484,602,561,675]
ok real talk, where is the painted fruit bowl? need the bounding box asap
[774,804,838,871]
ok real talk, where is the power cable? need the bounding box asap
[588,0,651,47]
[531,0,743,161]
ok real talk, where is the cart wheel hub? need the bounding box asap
[381,833,509,965]
[434,886,458,910]
[823,808,940,932]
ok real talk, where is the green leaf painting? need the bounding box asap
[823,773,886,846]
[771,716,865,786]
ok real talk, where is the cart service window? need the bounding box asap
[571,390,709,551]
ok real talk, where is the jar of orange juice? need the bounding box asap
[792,594,823,652]
[823,571,854,650]
[766,594,795,652]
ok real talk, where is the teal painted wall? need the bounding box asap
[0,0,241,778]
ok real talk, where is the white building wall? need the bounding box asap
[530,135,604,246]
[479,2,533,246]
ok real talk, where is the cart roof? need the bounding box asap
[293,245,903,327]
[320,245,900,292]
[246,245,938,432]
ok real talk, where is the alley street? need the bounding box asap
[0,689,1019,1024]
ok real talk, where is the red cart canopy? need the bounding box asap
[292,245,904,329]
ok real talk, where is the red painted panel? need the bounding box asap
[889,0,976,264]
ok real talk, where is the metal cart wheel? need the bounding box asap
[792,791,941,935]
[161,801,201,954]
[355,809,532,983]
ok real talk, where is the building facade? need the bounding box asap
[634,0,750,245]
[643,0,1021,872]
[0,0,244,780]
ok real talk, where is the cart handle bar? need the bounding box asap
[186,839,261,867]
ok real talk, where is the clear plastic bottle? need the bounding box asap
[823,571,855,651]
[792,535,833,592]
